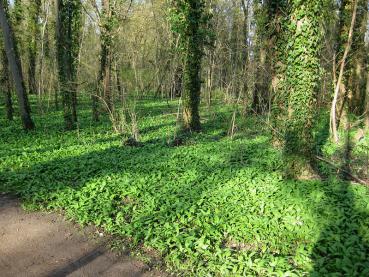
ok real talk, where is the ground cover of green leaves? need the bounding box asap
[1,99,369,276]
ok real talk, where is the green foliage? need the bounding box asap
[271,0,325,173]
[284,1,323,153]
[167,0,213,54]
[1,98,369,275]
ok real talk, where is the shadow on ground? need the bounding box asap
[309,114,369,275]
[1,108,369,274]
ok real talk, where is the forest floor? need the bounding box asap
[0,193,161,277]
[1,98,369,275]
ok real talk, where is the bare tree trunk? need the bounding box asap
[0,0,34,130]
[54,81,59,110]
[92,94,99,122]
[28,54,37,94]
[115,61,124,102]
[103,55,112,109]
[92,76,99,122]
[331,0,358,142]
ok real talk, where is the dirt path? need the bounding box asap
[0,194,162,277]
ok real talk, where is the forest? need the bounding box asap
[1,0,369,276]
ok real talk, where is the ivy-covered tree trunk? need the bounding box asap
[99,0,113,113]
[0,0,34,130]
[253,0,274,114]
[56,0,81,130]
[283,1,323,175]
[12,0,24,56]
[1,47,13,121]
[26,0,41,95]
[182,17,202,131]
[268,1,289,141]
[170,0,210,132]
[240,0,249,98]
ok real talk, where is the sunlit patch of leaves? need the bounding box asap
[1,98,369,275]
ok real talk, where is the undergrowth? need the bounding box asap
[1,98,369,276]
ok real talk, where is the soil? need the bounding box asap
[0,194,163,277]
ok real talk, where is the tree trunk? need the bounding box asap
[56,0,81,130]
[253,48,268,114]
[28,53,37,94]
[253,0,275,115]
[183,41,202,131]
[115,61,124,101]
[241,0,249,102]
[172,66,183,98]
[99,0,113,112]
[1,48,13,121]
[181,2,204,132]
[347,0,367,115]
[283,1,323,176]
[54,83,59,110]
[0,0,34,130]
[365,70,369,130]
[331,0,358,143]
[26,0,41,95]
[92,79,99,122]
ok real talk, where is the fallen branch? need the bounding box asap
[315,155,368,186]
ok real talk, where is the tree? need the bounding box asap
[365,59,369,129]
[347,0,368,115]
[0,0,34,130]
[99,0,114,114]
[364,8,369,131]
[56,0,82,130]
[26,0,42,95]
[332,0,367,133]
[253,0,274,114]
[282,0,324,174]
[169,0,211,131]
[1,44,13,121]
[331,0,358,142]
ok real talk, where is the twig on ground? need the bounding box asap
[315,155,368,186]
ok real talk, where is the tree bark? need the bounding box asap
[27,0,42,95]
[240,0,249,101]
[282,1,323,177]
[181,1,204,132]
[183,38,202,131]
[0,0,34,130]
[1,48,13,120]
[365,70,369,130]
[99,0,113,112]
[56,0,81,130]
[28,55,37,94]
[347,0,367,115]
